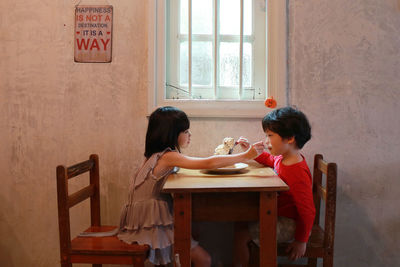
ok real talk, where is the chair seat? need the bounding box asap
[70,226,149,264]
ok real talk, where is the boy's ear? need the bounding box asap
[287,136,296,144]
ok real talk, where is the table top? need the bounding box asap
[163,162,289,193]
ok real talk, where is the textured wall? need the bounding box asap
[0,0,150,266]
[288,0,400,266]
[1,0,400,266]
[0,0,264,266]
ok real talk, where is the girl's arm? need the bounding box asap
[159,146,258,170]
[237,137,265,155]
[237,137,274,167]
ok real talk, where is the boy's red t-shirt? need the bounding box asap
[255,152,315,242]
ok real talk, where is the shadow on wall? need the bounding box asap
[194,222,234,266]
[0,195,29,267]
[194,166,400,267]
[335,167,400,267]
[194,221,308,267]
[100,181,127,226]
[92,165,400,267]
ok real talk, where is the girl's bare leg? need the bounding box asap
[191,245,212,267]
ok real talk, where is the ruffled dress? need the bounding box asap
[118,149,175,265]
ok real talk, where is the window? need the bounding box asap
[148,0,287,117]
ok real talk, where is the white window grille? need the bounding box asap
[148,0,287,118]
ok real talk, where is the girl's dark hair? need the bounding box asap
[144,106,190,158]
[262,106,311,149]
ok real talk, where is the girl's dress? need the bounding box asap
[118,149,175,265]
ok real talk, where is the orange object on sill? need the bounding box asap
[264,97,277,108]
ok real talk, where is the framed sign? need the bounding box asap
[74,5,113,63]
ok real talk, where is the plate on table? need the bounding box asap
[204,163,249,174]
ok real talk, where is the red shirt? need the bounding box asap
[255,152,315,242]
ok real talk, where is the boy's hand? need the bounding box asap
[285,240,306,261]
[237,136,250,150]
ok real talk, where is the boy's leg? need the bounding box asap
[191,245,212,267]
[233,222,252,267]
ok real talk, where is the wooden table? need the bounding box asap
[162,163,289,267]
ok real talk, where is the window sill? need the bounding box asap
[147,99,281,118]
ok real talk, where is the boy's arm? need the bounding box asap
[254,151,275,168]
[291,177,316,243]
[285,171,315,261]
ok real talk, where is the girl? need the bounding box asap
[118,106,258,266]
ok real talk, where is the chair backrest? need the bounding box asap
[56,154,101,254]
[312,154,337,249]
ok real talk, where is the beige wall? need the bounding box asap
[289,0,400,266]
[1,0,400,266]
[1,0,150,265]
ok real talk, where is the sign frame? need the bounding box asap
[74,5,113,63]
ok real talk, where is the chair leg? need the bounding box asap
[307,258,317,267]
[248,241,259,267]
[323,255,333,267]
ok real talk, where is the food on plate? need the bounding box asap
[214,137,235,155]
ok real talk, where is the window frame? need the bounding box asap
[148,0,287,118]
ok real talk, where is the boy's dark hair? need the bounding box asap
[145,106,190,158]
[262,106,311,149]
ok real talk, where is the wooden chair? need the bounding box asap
[277,154,337,267]
[56,154,149,267]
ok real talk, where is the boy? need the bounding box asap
[233,106,315,266]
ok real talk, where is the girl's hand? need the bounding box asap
[237,136,250,150]
[252,141,265,156]
[244,145,258,159]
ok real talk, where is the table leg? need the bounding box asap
[259,192,277,266]
[173,193,191,267]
